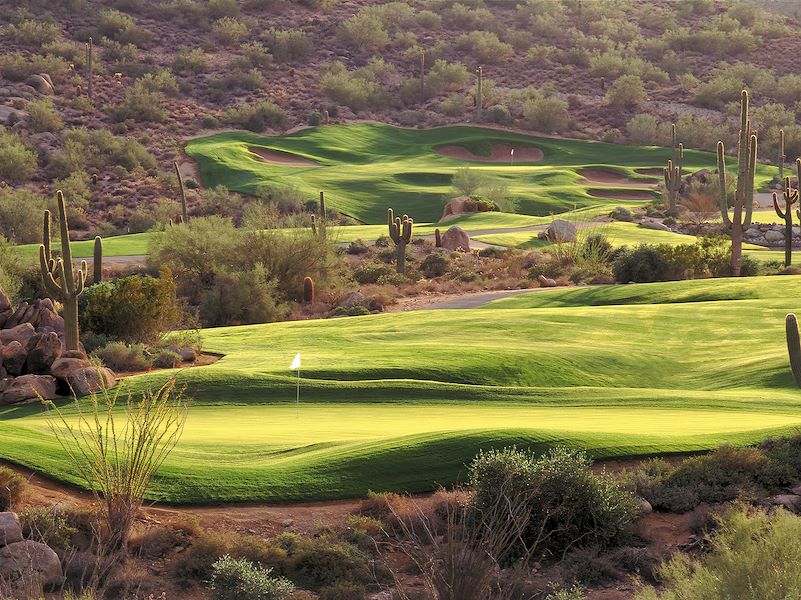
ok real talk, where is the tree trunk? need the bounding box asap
[786,216,793,267]
[731,224,743,277]
[396,242,406,274]
[63,299,79,351]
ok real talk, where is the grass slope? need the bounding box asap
[2,276,801,503]
[187,124,771,224]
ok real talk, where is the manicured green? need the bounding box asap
[3,276,801,503]
[187,124,774,223]
[17,232,152,260]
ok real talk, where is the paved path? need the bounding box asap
[423,288,541,309]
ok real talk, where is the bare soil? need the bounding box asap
[435,144,544,163]
[248,147,320,166]
[578,168,658,188]
[587,189,656,200]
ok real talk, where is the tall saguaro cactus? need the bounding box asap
[85,37,93,101]
[663,124,684,214]
[773,158,799,268]
[420,49,426,102]
[40,191,87,351]
[717,90,756,277]
[388,207,413,274]
[786,313,801,387]
[475,66,483,122]
[174,161,189,224]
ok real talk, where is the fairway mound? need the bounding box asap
[635,167,666,177]
[578,168,656,187]
[587,188,655,200]
[436,143,543,163]
[249,147,320,166]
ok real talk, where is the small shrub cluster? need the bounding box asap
[0,466,26,511]
[210,555,294,600]
[224,100,289,132]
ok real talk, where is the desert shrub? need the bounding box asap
[626,114,672,146]
[318,582,366,600]
[129,519,199,559]
[20,506,78,551]
[27,98,63,132]
[152,349,182,369]
[426,60,470,94]
[416,9,442,28]
[421,252,451,278]
[0,51,69,81]
[279,534,374,590]
[454,31,513,64]
[337,11,389,51]
[439,94,467,116]
[612,244,669,282]
[319,59,394,112]
[212,17,248,46]
[0,466,26,511]
[110,79,167,122]
[636,507,801,599]
[0,188,49,244]
[49,127,156,178]
[606,75,645,108]
[79,275,183,344]
[262,28,312,63]
[760,434,801,483]
[200,266,287,327]
[173,46,208,74]
[354,262,394,284]
[0,127,37,183]
[93,341,152,372]
[208,0,240,18]
[470,447,638,561]
[5,19,62,46]
[97,8,152,46]
[210,555,294,600]
[484,104,512,124]
[240,41,273,68]
[331,306,371,317]
[522,92,569,132]
[545,586,588,600]
[224,100,288,132]
[170,530,231,581]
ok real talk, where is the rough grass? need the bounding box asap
[2,276,801,503]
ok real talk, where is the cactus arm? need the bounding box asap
[42,209,51,262]
[786,313,801,387]
[779,128,785,183]
[743,133,756,228]
[774,192,787,220]
[717,142,732,227]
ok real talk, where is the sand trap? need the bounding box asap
[587,188,655,200]
[634,167,665,177]
[578,168,656,188]
[249,147,320,166]
[436,143,543,163]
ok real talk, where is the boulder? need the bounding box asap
[537,274,557,288]
[337,291,365,308]
[0,512,23,546]
[0,288,12,328]
[24,74,54,95]
[49,357,91,381]
[26,332,62,374]
[4,302,30,330]
[765,230,785,243]
[0,540,62,596]
[2,341,27,377]
[62,350,88,360]
[440,226,471,251]
[541,219,577,243]
[177,347,197,362]
[0,323,35,348]
[0,105,26,127]
[637,497,653,515]
[640,220,671,232]
[770,494,801,513]
[67,367,117,396]
[0,375,57,405]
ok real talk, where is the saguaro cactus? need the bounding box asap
[85,37,93,101]
[303,276,315,304]
[717,90,756,277]
[435,228,442,248]
[773,158,799,268]
[786,313,801,387]
[420,49,426,102]
[93,235,103,283]
[663,124,684,214]
[174,161,189,224]
[40,191,87,351]
[475,66,483,122]
[388,207,413,274]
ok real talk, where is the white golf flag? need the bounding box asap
[290,352,301,370]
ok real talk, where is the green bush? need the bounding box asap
[49,127,156,178]
[426,60,470,95]
[262,28,312,63]
[636,507,801,599]
[337,11,389,51]
[211,17,248,46]
[224,100,288,132]
[93,341,152,372]
[0,128,37,183]
[97,9,152,46]
[27,98,63,132]
[279,534,374,590]
[20,507,78,551]
[79,275,183,344]
[522,93,569,132]
[0,52,70,81]
[318,582,367,600]
[454,31,513,64]
[420,252,451,278]
[606,74,646,108]
[319,59,394,113]
[110,79,166,122]
[174,46,209,74]
[0,466,26,511]
[5,19,62,46]
[200,266,287,327]
[612,244,670,283]
[210,555,294,600]
[470,447,638,561]
[152,349,182,369]
[353,262,393,284]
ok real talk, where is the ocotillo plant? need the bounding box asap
[786,313,801,387]
[174,161,189,224]
[717,90,756,277]
[388,208,413,274]
[85,37,93,101]
[772,160,799,268]
[475,66,483,122]
[663,124,684,214]
[40,191,87,351]
[93,235,103,283]
[303,276,314,304]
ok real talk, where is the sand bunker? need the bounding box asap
[634,167,666,177]
[436,143,544,163]
[578,168,656,188]
[249,147,320,166]
[587,188,655,200]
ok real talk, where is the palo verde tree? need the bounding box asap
[388,207,413,274]
[772,155,799,268]
[663,123,684,214]
[717,90,756,277]
[40,191,88,351]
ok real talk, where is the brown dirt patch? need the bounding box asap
[249,147,320,166]
[436,143,543,162]
[578,168,656,188]
[587,188,655,200]
[635,167,666,177]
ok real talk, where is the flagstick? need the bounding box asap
[296,367,300,418]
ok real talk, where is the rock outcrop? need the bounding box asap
[0,512,63,597]
[440,226,471,251]
[539,220,577,243]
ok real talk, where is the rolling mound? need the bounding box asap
[435,143,544,162]
[249,147,320,166]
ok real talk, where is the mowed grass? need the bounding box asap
[187,124,773,223]
[3,276,801,503]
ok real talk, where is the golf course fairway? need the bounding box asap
[2,276,801,503]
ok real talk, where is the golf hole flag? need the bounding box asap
[290,353,301,370]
